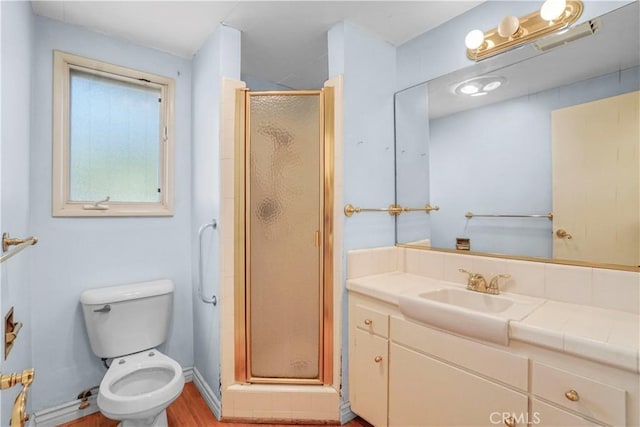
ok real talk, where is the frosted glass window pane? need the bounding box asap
[248,94,321,380]
[69,70,161,202]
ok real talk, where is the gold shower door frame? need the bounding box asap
[234,88,334,385]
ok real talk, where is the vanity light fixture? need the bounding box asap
[454,76,506,97]
[465,0,583,61]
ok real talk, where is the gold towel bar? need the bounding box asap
[465,212,553,220]
[1,233,38,264]
[344,204,439,217]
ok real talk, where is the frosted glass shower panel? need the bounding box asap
[248,94,322,379]
[69,70,161,202]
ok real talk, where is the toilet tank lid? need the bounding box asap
[80,279,174,305]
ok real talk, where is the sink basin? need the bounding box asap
[398,287,543,345]
[418,289,514,313]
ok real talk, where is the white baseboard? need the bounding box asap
[182,366,194,383]
[31,393,99,427]
[30,367,196,426]
[191,367,221,420]
[340,401,357,424]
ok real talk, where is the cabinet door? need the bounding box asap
[350,328,388,427]
[389,343,528,427]
[533,399,604,426]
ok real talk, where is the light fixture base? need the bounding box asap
[466,0,583,61]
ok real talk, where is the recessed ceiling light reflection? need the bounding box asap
[459,84,480,95]
[453,76,507,97]
[482,81,503,91]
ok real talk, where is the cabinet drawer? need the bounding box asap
[533,399,604,426]
[532,362,626,426]
[353,304,389,337]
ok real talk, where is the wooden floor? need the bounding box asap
[60,382,372,427]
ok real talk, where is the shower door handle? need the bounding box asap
[314,230,321,247]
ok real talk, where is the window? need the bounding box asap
[52,51,174,216]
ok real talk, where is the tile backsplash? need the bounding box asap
[347,246,640,315]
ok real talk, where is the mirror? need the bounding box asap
[395,2,639,270]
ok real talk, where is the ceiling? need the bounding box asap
[30,1,482,89]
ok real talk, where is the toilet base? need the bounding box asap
[117,410,168,427]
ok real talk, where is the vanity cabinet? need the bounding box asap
[347,292,638,427]
[389,343,528,426]
[349,302,390,427]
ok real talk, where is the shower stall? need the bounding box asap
[234,88,335,385]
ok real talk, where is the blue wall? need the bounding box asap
[29,16,194,411]
[429,66,639,257]
[0,0,34,419]
[327,20,396,419]
[191,24,241,411]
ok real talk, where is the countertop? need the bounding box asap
[347,271,640,373]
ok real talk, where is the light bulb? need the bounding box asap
[465,29,485,50]
[483,81,502,91]
[498,16,521,38]
[541,0,567,21]
[459,84,479,95]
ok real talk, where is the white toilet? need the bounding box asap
[80,279,185,427]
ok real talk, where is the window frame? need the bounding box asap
[52,50,175,217]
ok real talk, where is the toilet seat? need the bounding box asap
[98,349,184,420]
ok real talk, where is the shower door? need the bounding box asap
[235,89,334,384]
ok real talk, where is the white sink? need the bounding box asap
[398,287,544,345]
[418,288,514,313]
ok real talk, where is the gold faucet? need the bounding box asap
[487,274,511,295]
[459,269,488,293]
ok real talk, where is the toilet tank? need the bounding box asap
[80,279,174,358]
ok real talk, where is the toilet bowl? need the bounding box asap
[98,349,184,427]
[80,279,185,427]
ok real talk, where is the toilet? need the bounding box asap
[80,279,185,427]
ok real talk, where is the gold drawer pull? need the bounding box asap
[364,319,372,326]
[504,416,516,427]
[565,389,580,401]
[374,356,383,363]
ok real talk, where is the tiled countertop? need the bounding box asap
[511,301,639,372]
[347,271,640,373]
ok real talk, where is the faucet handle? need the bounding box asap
[459,268,481,290]
[458,268,473,276]
[458,268,476,290]
[488,274,511,294]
